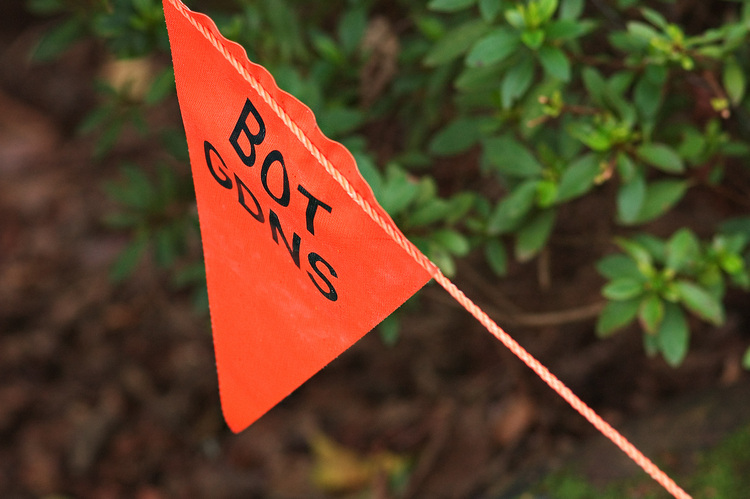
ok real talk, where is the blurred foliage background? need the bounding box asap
[26,0,750,366]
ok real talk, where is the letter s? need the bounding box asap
[307,252,338,301]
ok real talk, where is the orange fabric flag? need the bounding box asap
[163,0,431,432]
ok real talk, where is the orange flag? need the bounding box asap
[163,0,431,432]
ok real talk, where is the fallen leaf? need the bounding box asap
[309,432,408,494]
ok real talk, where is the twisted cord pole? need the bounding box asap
[167,2,692,497]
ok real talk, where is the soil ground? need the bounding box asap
[1,2,750,498]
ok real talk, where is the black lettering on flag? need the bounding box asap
[229,98,266,167]
[269,209,301,268]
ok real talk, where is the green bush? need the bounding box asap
[414,0,750,365]
[28,0,750,365]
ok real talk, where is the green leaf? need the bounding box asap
[145,67,176,105]
[338,6,368,55]
[715,233,749,258]
[27,0,65,15]
[567,122,612,151]
[110,233,148,282]
[636,143,684,173]
[521,29,546,49]
[546,19,597,41]
[719,253,745,276]
[657,302,689,367]
[161,128,189,162]
[536,179,558,207]
[479,0,503,21]
[349,148,382,200]
[446,192,477,224]
[428,117,482,156]
[627,21,660,42]
[424,20,489,66]
[466,28,521,67]
[634,65,666,122]
[378,313,401,346]
[501,56,535,108]
[154,226,179,267]
[638,293,664,334]
[378,166,420,216]
[311,31,344,64]
[665,228,700,273]
[596,254,640,280]
[432,229,471,256]
[616,152,637,182]
[720,216,750,237]
[515,209,556,261]
[537,0,559,22]
[455,63,506,91]
[675,280,725,325]
[132,0,154,16]
[581,69,635,122]
[743,347,750,370]
[505,8,526,29]
[617,171,646,224]
[698,266,725,300]
[640,7,668,29]
[721,140,750,158]
[428,0,477,12]
[32,18,86,61]
[173,262,206,288]
[409,199,451,227]
[632,234,666,263]
[155,164,179,206]
[559,0,584,20]
[555,154,600,202]
[633,180,689,224]
[487,180,540,234]
[191,284,209,313]
[483,136,544,177]
[677,128,706,163]
[685,26,726,46]
[485,238,508,275]
[615,237,653,271]
[78,105,113,135]
[581,67,608,106]
[603,278,645,300]
[318,107,364,138]
[106,164,157,210]
[430,246,457,276]
[538,46,571,81]
[610,72,635,95]
[724,56,746,106]
[596,298,639,337]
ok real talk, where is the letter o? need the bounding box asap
[261,150,290,207]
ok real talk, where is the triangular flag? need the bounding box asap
[163,0,431,432]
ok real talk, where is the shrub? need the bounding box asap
[27,0,750,365]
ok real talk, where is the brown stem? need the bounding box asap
[424,287,606,328]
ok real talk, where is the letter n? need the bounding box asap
[268,209,301,268]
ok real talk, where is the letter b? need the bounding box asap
[229,98,266,167]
